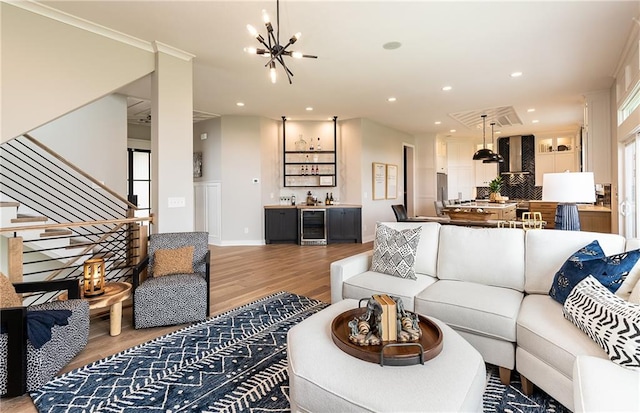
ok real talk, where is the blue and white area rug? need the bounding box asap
[32,291,568,413]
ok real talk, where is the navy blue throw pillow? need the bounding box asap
[550,240,640,304]
[550,240,604,304]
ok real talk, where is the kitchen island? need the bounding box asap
[452,201,518,221]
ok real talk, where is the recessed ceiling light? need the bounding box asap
[532,119,539,123]
[305,107,313,111]
[527,108,535,112]
[510,71,523,78]
[442,86,452,91]
[434,121,441,125]
[450,129,456,133]
[236,102,245,107]
[382,41,402,50]
[387,97,397,102]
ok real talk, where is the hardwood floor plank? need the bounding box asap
[0,242,372,412]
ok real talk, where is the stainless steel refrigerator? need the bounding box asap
[437,173,448,202]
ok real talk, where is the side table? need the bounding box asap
[60,282,132,336]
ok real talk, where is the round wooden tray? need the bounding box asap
[331,307,443,366]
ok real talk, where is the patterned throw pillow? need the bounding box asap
[550,241,640,304]
[0,272,22,308]
[370,223,422,280]
[563,275,640,371]
[153,246,194,277]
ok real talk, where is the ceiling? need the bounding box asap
[42,1,639,138]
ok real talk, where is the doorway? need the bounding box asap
[127,148,152,221]
[620,134,639,237]
[403,144,415,217]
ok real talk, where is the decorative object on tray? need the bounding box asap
[443,208,496,221]
[347,295,421,346]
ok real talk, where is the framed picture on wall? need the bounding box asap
[372,162,386,200]
[386,164,397,199]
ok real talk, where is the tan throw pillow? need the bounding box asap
[0,272,22,308]
[153,246,194,277]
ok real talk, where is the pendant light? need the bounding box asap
[244,0,317,84]
[472,115,495,160]
[483,122,505,163]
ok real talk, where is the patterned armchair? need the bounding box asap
[132,232,210,329]
[0,278,90,397]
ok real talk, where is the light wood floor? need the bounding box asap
[0,242,372,413]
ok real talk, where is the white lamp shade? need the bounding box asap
[542,172,596,203]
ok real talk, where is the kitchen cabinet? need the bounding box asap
[474,160,499,187]
[535,136,579,186]
[283,116,337,187]
[327,208,362,243]
[528,201,612,232]
[264,205,362,244]
[264,207,298,244]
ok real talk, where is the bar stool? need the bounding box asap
[522,212,543,230]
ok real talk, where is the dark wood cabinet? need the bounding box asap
[264,208,298,244]
[327,208,362,243]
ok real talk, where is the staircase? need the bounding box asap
[0,135,151,305]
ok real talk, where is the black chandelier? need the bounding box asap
[483,122,505,163]
[244,0,317,84]
[472,114,496,161]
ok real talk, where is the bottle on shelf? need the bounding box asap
[316,137,321,151]
[325,193,330,205]
[309,141,315,151]
[329,192,334,205]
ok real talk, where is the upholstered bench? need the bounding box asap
[287,299,486,412]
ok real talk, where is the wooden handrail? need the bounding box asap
[0,215,153,234]
[22,134,138,209]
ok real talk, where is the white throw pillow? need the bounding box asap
[370,223,422,280]
[563,276,640,371]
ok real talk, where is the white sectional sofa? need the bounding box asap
[330,222,640,411]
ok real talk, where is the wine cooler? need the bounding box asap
[300,208,327,245]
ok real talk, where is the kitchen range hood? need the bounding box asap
[501,136,530,175]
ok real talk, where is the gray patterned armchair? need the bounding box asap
[132,232,210,329]
[0,279,90,397]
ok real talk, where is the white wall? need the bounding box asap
[193,117,222,182]
[220,116,264,244]
[414,133,438,216]
[31,95,128,195]
[359,119,414,242]
[1,2,154,142]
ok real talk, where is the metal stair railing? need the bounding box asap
[0,134,150,305]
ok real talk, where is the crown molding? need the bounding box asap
[6,0,154,53]
[152,41,196,62]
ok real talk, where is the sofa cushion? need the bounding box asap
[415,280,523,342]
[564,276,640,371]
[573,355,640,413]
[517,294,607,379]
[370,223,422,280]
[630,279,640,304]
[524,229,626,294]
[437,226,525,291]
[376,222,441,277]
[342,271,436,312]
[616,238,640,300]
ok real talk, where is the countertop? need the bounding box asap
[453,202,517,209]
[528,201,611,213]
[265,204,362,209]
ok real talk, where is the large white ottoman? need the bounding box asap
[287,299,486,412]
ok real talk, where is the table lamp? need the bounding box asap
[83,257,106,297]
[542,172,595,230]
